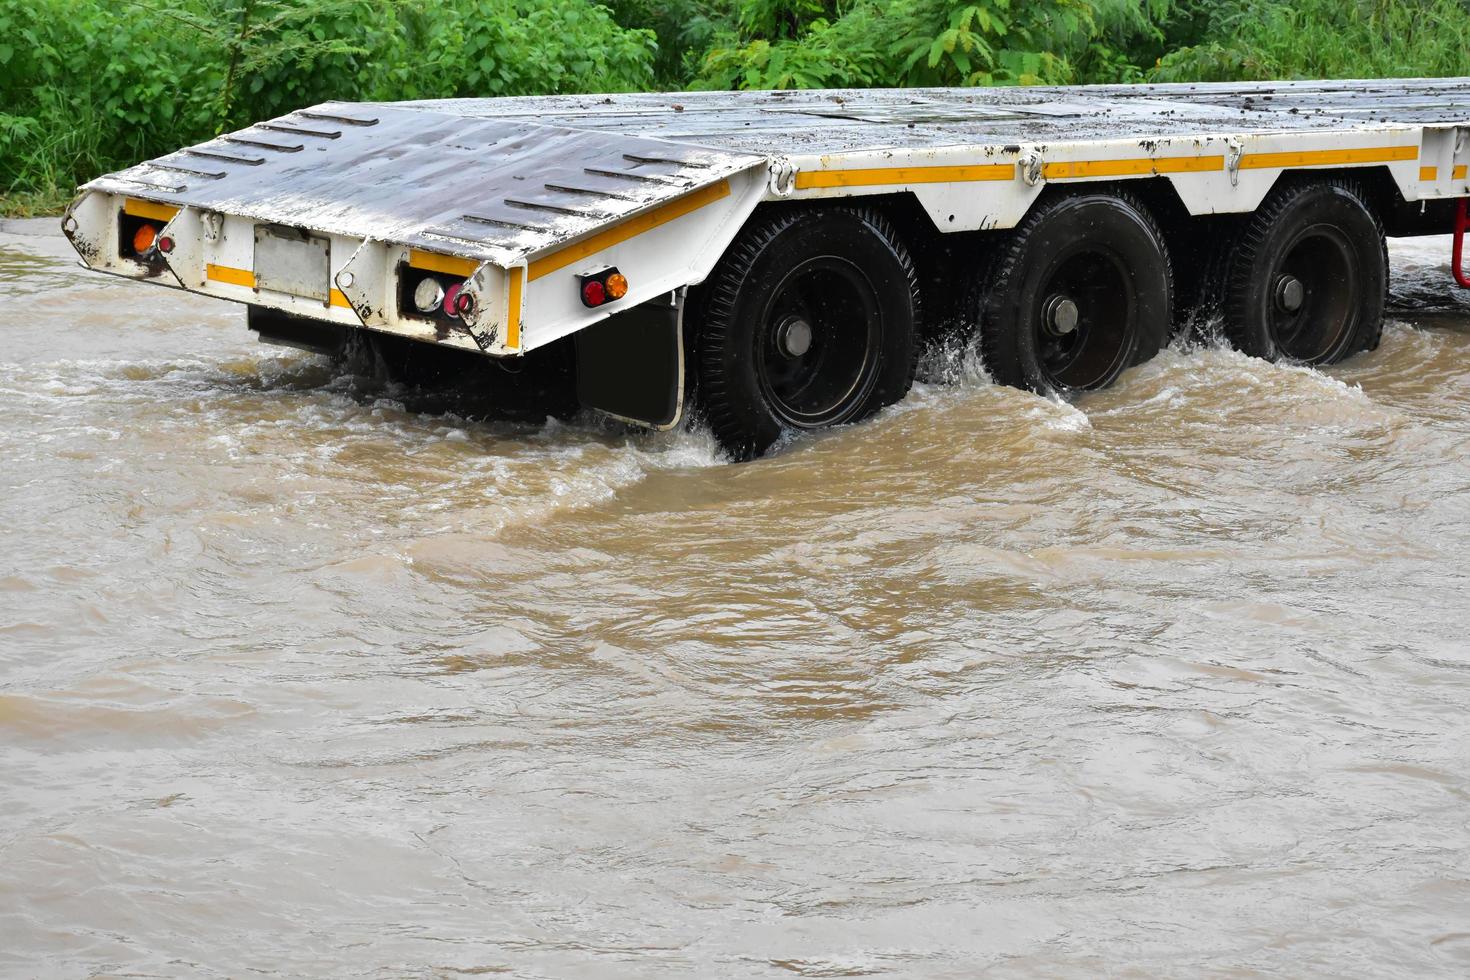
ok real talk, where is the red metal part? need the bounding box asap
[1455,198,1470,289]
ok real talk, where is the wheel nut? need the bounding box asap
[777,318,813,357]
[1275,275,1305,313]
[1043,294,1080,335]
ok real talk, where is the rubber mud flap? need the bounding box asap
[249,304,349,356]
[575,294,683,429]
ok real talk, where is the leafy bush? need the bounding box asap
[0,1,218,200]
[692,0,1096,90]
[406,0,657,99]
[694,0,1470,90]
[1154,0,1470,83]
[4,0,1469,214]
[0,0,656,208]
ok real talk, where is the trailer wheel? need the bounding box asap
[696,206,919,459]
[1221,179,1386,365]
[977,192,1173,396]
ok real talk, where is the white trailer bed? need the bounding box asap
[64,79,1470,455]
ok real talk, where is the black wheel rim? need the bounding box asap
[1033,247,1135,391]
[755,256,882,428]
[1267,224,1358,363]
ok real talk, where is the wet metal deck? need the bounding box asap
[394,78,1470,153]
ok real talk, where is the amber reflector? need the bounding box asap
[132,223,158,254]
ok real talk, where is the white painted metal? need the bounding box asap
[64,79,1470,359]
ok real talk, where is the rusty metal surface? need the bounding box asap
[86,79,1470,261]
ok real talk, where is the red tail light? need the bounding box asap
[442,282,465,318]
[578,266,627,308]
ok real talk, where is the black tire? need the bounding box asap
[976,191,1174,396]
[1221,178,1386,365]
[695,205,919,460]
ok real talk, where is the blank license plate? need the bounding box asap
[254,225,331,303]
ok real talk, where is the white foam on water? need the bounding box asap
[2,343,734,545]
[1033,391,1093,432]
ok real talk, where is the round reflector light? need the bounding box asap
[582,280,606,307]
[413,278,445,313]
[157,236,175,254]
[605,272,628,300]
[442,282,465,318]
[132,223,158,254]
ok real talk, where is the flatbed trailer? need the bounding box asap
[65,79,1470,457]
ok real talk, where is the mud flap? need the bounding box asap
[248,304,349,355]
[574,291,684,430]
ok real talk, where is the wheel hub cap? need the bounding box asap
[1274,275,1305,314]
[776,317,814,358]
[1042,294,1080,336]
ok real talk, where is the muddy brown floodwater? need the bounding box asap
[3,216,1470,978]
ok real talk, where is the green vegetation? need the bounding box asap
[1152,0,1470,82]
[2,0,1467,215]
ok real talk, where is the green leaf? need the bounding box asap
[928,36,946,67]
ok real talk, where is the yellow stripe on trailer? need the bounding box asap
[408,249,480,278]
[794,164,1013,189]
[505,267,524,350]
[123,198,180,223]
[528,180,731,282]
[206,264,254,288]
[1239,146,1419,170]
[206,265,350,309]
[1044,155,1224,179]
[794,146,1417,190]
[1421,164,1468,181]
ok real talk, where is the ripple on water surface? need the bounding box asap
[1,231,1469,977]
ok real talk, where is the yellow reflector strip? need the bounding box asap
[1239,146,1419,170]
[123,198,180,222]
[1415,164,1466,182]
[207,265,349,310]
[505,266,524,350]
[1044,155,1224,179]
[528,180,731,283]
[207,264,255,288]
[794,164,1013,189]
[409,250,479,278]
